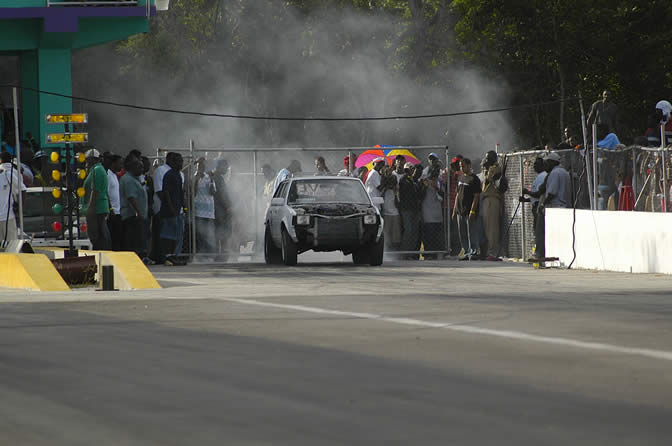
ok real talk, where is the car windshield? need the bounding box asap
[288,179,370,205]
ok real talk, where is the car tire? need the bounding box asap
[264,226,282,264]
[369,234,384,266]
[281,227,298,266]
[352,247,370,265]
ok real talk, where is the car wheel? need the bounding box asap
[264,226,282,264]
[281,227,298,266]
[369,234,384,266]
[352,247,370,265]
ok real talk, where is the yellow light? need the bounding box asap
[45,113,88,124]
[52,188,62,199]
[77,187,86,198]
[50,151,60,163]
[78,169,87,180]
[52,170,61,181]
[77,152,86,163]
[46,133,88,144]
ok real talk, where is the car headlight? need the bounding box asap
[296,215,311,225]
[363,215,377,225]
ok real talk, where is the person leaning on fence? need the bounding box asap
[149,152,174,263]
[0,151,25,244]
[159,153,184,265]
[420,163,446,260]
[444,155,463,255]
[523,152,571,261]
[193,157,217,254]
[314,156,331,176]
[398,162,423,260]
[273,160,302,194]
[479,150,505,261]
[380,166,401,251]
[453,158,481,260]
[214,159,232,258]
[81,148,111,251]
[119,156,148,259]
[338,155,359,177]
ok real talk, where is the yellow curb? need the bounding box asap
[0,253,71,292]
[82,251,161,290]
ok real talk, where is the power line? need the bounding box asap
[1,84,578,122]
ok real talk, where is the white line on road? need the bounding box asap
[221,297,672,362]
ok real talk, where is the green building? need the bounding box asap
[0,0,160,148]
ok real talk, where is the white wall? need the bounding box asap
[545,209,672,274]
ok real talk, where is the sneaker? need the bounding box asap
[164,258,175,266]
[457,248,465,258]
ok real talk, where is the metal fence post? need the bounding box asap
[253,150,258,253]
[12,88,23,239]
[444,147,451,255]
[592,123,598,210]
[663,149,668,212]
[519,154,526,259]
[189,139,196,260]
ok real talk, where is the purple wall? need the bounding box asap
[0,6,154,32]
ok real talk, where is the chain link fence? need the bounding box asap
[500,145,672,260]
[153,144,454,262]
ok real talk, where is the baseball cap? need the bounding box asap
[372,157,385,164]
[84,148,100,159]
[33,150,47,160]
[451,156,462,163]
[543,152,561,162]
[428,152,439,159]
[403,162,414,169]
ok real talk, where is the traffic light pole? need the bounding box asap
[64,123,77,258]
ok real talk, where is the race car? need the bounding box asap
[264,175,385,266]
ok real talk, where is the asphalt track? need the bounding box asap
[0,259,671,445]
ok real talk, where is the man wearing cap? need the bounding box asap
[338,154,358,177]
[365,157,386,203]
[523,151,570,260]
[81,148,111,250]
[422,153,442,179]
[398,162,422,258]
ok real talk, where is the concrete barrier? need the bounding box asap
[30,248,162,290]
[0,253,70,291]
[546,208,672,274]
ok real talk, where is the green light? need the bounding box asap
[51,203,63,215]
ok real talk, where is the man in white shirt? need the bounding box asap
[365,157,385,201]
[0,152,25,244]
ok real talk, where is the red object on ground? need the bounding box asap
[618,177,634,211]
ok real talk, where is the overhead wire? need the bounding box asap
[0,84,579,122]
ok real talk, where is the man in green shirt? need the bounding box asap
[81,148,111,250]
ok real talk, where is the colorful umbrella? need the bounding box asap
[354,148,386,170]
[355,146,420,171]
[385,148,420,167]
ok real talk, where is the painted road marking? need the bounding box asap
[221,297,672,362]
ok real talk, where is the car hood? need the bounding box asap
[291,203,372,216]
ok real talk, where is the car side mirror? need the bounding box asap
[270,197,285,206]
[371,197,384,206]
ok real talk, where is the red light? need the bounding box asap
[80,223,87,233]
[52,221,62,232]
